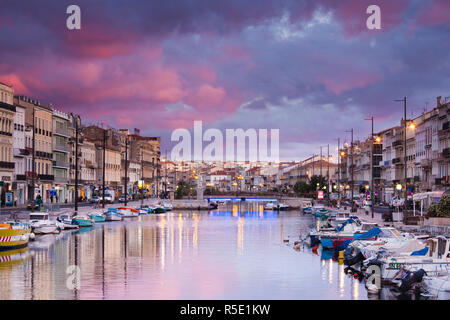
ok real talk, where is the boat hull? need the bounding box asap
[32,225,60,235]
[89,215,106,223]
[0,227,31,251]
[72,219,94,227]
[105,213,122,221]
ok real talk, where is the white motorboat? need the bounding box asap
[29,212,60,235]
[161,202,173,211]
[352,227,426,259]
[264,202,289,211]
[422,273,450,300]
[369,236,450,283]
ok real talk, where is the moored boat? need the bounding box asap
[117,207,139,217]
[88,212,106,222]
[72,215,95,227]
[0,222,32,251]
[105,209,123,221]
[29,213,60,235]
[153,206,166,214]
[56,213,80,230]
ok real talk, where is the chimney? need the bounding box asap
[437,96,442,107]
[134,128,140,135]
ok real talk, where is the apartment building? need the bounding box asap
[0,83,15,205]
[52,109,70,202]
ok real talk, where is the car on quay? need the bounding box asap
[89,196,101,204]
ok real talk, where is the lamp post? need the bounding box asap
[31,107,36,212]
[365,116,375,219]
[102,129,107,209]
[74,116,80,216]
[346,129,354,212]
[124,136,129,207]
[394,97,416,210]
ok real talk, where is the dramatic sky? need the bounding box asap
[0,0,449,161]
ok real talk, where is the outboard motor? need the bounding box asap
[399,269,427,293]
[344,252,365,267]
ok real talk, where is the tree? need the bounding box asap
[309,175,327,191]
[175,181,195,199]
[293,180,310,196]
[437,195,450,218]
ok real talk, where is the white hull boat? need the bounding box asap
[117,207,139,217]
[29,212,60,235]
[422,274,450,300]
[105,211,123,221]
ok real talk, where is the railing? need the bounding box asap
[0,161,14,169]
[53,160,70,168]
[421,159,432,167]
[54,126,70,136]
[54,143,71,152]
[443,121,449,131]
[38,174,54,181]
[392,140,403,147]
[443,148,450,157]
[392,157,402,164]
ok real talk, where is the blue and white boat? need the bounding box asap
[72,215,95,227]
[104,208,123,221]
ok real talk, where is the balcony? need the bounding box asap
[392,140,403,148]
[15,174,26,181]
[443,121,449,131]
[54,143,71,153]
[53,160,69,168]
[0,161,14,169]
[38,174,54,181]
[421,159,432,168]
[54,176,68,184]
[85,160,97,169]
[13,148,30,157]
[392,157,403,164]
[443,148,450,157]
[54,126,70,137]
[383,160,391,166]
[36,151,53,159]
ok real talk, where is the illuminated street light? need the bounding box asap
[396,184,402,191]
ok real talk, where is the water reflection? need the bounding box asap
[0,210,374,300]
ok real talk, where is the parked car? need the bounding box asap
[27,201,39,211]
[89,196,101,204]
[104,193,113,204]
[119,195,125,203]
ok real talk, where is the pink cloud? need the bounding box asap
[0,74,29,95]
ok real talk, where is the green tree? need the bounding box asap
[293,180,310,196]
[436,195,450,218]
[309,175,327,191]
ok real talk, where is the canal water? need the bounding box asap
[0,207,373,300]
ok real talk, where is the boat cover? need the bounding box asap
[321,238,334,249]
[335,218,355,232]
[410,246,429,256]
[353,227,381,240]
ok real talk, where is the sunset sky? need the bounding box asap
[1,0,449,160]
